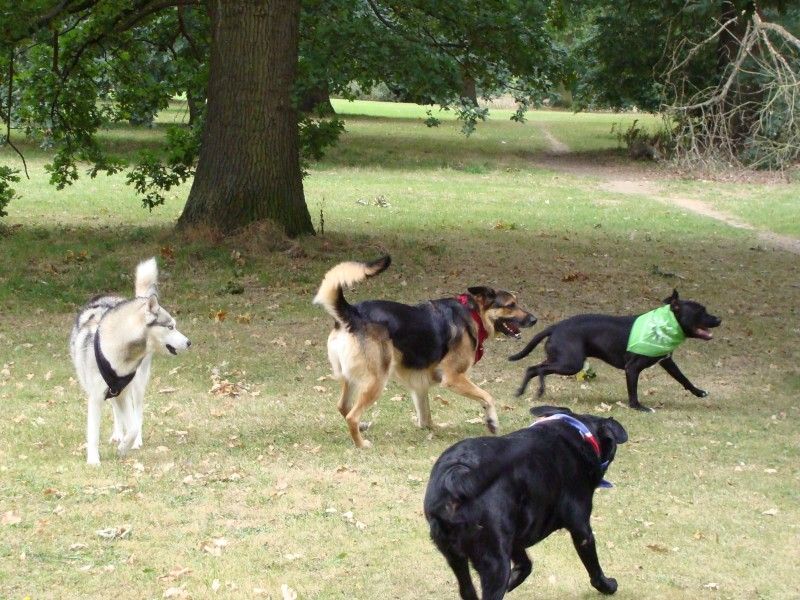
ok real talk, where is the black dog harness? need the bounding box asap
[532,413,613,488]
[94,333,139,400]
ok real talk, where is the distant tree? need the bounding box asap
[1,0,565,234]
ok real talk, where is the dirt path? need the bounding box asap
[601,179,800,255]
[540,125,570,155]
[533,129,800,255]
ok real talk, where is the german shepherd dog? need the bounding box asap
[313,256,536,448]
[509,290,721,412]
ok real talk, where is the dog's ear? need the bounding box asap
[468,287,497,306]
[146,294,160,314]
[600,418,628,444]
[663,289,679,305]
[530,405,573,418]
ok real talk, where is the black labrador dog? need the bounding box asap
[424,405,627,599]
[509,290,721,412]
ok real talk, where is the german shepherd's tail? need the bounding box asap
[313,255,391,327]
[508,326,553,361]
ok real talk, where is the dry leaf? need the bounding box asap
[211,579,221,593]
[159,566,193,582]
[163,585,188,598]
[2,511,22,526]
[281,584,298,600]
[158,387,178,394]
[465,417,483,424]
[761,508,779,516]
[69,543,88,551]
[212,310,227,322]
[95,525,132,540]
[646,543,669,553]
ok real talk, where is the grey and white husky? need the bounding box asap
[69,257,191,465]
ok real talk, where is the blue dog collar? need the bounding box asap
[532,413,613,488]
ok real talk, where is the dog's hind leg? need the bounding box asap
[441,373,499,434]
[507,545,532,592]
[345,376,386,448]
[473,551,511,600]
[337,380,356,418]
[514,361,545,397]
[439,547,478,600]
[86,393,104,466]
[411,388,433,429]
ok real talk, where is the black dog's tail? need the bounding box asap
[312,256,391,327]
[438,444,533,510]
[508,326,553,361]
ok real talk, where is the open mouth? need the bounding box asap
[166,344,177,355]
[496,319,521,339]
[693,328,713,340]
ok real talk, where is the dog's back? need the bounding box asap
[70,294,127,390]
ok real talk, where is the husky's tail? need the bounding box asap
[135,257,158,298]
[313,255,391,327]
[508,326,553,361]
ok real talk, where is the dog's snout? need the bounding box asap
[524,315,537,327]
[187,339,192,348]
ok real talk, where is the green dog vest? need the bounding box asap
[627,305,686,357]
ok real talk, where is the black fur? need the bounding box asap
[424,406,627,599]
[509,290,721,412]
[338,298,482,370]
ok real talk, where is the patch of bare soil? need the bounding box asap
[531,128,800,255]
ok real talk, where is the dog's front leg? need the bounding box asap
[624,357,655,412]
[441,373,498,434]
[568,526,617,595]
[86,393,104,466]
[109,401,124,445]
[658,356,708,397]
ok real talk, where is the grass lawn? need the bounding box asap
[1,100,798,600]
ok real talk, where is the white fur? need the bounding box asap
[69,258,190,465]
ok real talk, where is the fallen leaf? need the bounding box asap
[761,508,779,516]
[158,387,178,394]
[1,511,22,526]
[646,543,669,553]
[281,584,298,600]
[158,566,193,582]
[163,585,189,598]
[211,579,221,592]
[95,525,132,540]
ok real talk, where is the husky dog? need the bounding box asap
[69,257,191,465]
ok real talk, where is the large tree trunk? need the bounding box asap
[178,0,314,236]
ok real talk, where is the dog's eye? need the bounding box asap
[167,324,175,330]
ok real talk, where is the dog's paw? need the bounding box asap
[131,441,143,450]
[692,388,708,398]
[86,452,101,466]
[630,403,655,413]
[108,432,123,444]
[592,576,617,595]
[356,439,373,449]
[485,417,499,435]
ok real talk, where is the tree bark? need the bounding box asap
[178,0,314,236]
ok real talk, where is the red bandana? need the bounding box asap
[457,294,488,363]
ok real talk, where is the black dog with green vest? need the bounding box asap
[509,290,721,412]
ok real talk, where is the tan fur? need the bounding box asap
[313,261,384,322]
[317,259,536,448]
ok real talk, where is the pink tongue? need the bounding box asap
[696,328,713,340]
